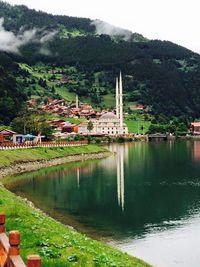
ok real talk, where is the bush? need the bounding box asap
[117,137,125,143]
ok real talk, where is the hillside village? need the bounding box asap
[1,68,200,145]
[0,73,133,144]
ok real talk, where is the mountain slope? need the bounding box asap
[0,1,200,121]
[0,52,27,124]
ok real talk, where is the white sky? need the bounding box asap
[4,0,200,53]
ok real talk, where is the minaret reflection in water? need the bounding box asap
[108,144,129,212]
[77,167,80,188]
[117,147,125,211]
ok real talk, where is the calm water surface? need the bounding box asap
[7,141,200,267]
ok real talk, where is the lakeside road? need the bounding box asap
[0,144,151,267]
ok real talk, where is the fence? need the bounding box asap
[0,140,88,150]
[0,213,41,267]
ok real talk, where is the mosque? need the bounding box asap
[78,73,128,136]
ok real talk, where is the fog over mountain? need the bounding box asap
[1,0,200,125]
[91,19,132,41]
[0,17,57,53]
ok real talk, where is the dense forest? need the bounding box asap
[1,1,200,124]
[0,53,27,124]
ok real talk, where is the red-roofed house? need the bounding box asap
[60,121,77,133]
[191,122,200,135]
[0,129,16,143]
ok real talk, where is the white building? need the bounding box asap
[78,73,128,136]
[97,112,128,135]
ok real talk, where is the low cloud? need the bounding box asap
[39,47,51,56]
[40,30,58,44]
[0,18,57,54]
[91,19,132,41]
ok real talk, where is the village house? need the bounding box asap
[48,69,59,74]
[27,99,38,109]
[129,104,145,111]
[60,121,78,133]
[191,122,200,135]
[59,75,69,84]
[49,120,66,128]
[0,129,16,143]
[49,119,78,138]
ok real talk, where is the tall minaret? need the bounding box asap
[119,72,123,134]
[76,95,79,109]
[116,77,119,119]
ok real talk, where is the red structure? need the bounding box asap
[0,213,41,267]
[0,134,4,143]
[0,130,16,141]
[0,140,88,150]
[191,122,200,135]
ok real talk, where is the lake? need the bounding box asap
[6,141,200,267]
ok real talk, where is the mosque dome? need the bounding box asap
[99,112,118,121]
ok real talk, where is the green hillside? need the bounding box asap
[1,1,200,125]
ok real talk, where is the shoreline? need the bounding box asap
[0,151,111,179]
[0,185,150,267]
[0,145,150,267]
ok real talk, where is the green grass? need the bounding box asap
[20,63,78,102]
[55,87,76,101]
[43,113,85,124]
[0,125,12,131]
[0,186,150,267]
[102,94,115,108]
[125,119,151,134]
[125,113,151,134]
[0,144,150,266]
[66,117,85,124]
[0,145,106,169]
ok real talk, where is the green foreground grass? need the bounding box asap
[0,145,106,169]
[0,187,150,267]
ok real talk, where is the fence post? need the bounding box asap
[8,231,20,256]
[0,213,5,233]
[27,255,41,267]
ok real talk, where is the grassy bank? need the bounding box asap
[0,144,151,266]
[0,186,150,267]
[0,145,106,169]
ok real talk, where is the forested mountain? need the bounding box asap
[1,0,200,124]
[0,53,27,124]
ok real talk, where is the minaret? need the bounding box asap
[76,95,79,109]
[116,77,119,119]
[119,72,123,134]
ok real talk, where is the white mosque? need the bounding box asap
[78,73,128,136]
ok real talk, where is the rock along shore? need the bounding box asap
[0,151,112,179]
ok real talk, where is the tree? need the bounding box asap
[148,124,166,134]
[11,114,53,140]
[87,121,94,133]
[140,125,144,135]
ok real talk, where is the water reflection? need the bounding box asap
[77,168,80,188]
[117,150,125,211]
[193,140,200,161]
[6,141,200,267]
